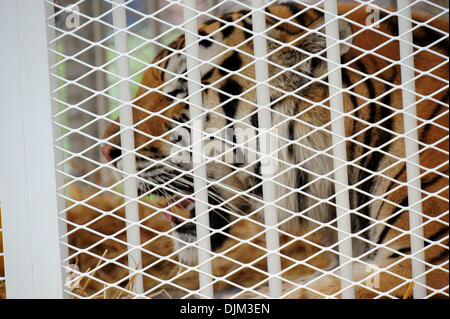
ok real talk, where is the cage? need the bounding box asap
[0,0,448,299]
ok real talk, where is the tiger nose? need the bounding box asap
[101,144,121,162]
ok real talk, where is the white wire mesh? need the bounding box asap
[41,0,449,299]
[0,0,64,298]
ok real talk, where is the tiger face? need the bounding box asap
[101,2,449,290]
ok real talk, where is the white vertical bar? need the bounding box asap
[112,0,144,296]
[397,0,427,299]
[148,0,161,40]
[46,0,70,299]
[211,0,220,16]
[148,0,162,66]
[0,0,63,298]
[251,0,282,298]
[323,0,355,299]
[92,0,109,164]
[182,0,214,298]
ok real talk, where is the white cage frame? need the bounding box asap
[0,0,448,299]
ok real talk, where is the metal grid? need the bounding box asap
[0,0,448,299]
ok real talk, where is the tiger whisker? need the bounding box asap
[157,171,248,219]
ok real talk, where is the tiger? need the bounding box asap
[65,184,334,298]
[100,2,449,298]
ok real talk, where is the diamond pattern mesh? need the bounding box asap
[45,0,448,299]
[0,201,5,297]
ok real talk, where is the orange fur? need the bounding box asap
[66,186,334,298]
